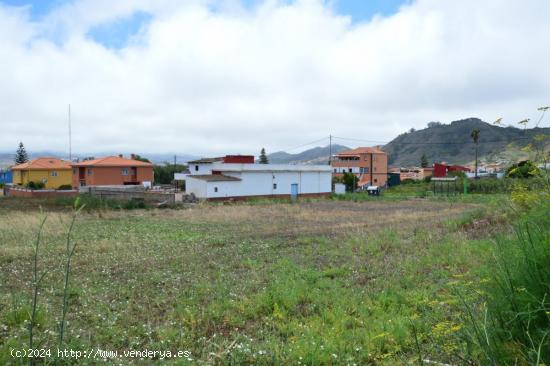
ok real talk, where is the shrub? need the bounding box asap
[448,170,467,179]
[26,181,45,190]
[506,160,541,178]
[57,184,73,190]
[342,172,358,192]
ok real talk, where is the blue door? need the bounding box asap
[291,183,298,200]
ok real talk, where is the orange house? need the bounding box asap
[331,147,388,187]
[71,156,154,189]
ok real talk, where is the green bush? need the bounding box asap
[466,178,546,194]
[57,184,73,190]
[26,181,45,190]
[506,160,541,178]
[448,170,466,179]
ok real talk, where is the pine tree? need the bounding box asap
[15,142,29,165]
[420,153,428,168]
[259,148,269,164]
[471,129,480,178]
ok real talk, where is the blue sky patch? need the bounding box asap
[0,0,70,20]
[240,0,409,23]
[86,11,152,49]
[334,0,411,23]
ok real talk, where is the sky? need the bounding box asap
[0,0,549,157]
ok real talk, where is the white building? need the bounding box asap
[175,156,332,200]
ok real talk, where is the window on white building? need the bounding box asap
[214,187,218,192]
[195,165,199,171]
[273,183,277,190]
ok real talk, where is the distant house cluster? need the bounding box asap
[7,155,153,193]
[4,145,395,200]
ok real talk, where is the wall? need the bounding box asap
[8,187,78,198]
[0,170,12,184]
[185,177,207,198]
[82,186,174,204]
[12,170,22,185]
[223,155,254,163]
[198,171,331,199]
[189,163,214,175]
[12,169,72,189]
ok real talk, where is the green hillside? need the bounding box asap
[383,118,550,167]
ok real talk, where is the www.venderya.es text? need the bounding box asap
[11,348,192,361]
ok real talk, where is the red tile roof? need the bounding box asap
[72,156,153,167]
[337,147,386,156]
[12,157,72,170]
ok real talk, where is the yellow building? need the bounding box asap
[11,157,72,189]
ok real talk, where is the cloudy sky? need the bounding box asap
[1,0,549,157]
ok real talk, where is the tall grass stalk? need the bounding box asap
[58,204,84,346]
[462,205,550,364]
[29,215,48,357]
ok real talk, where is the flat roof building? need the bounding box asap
[177,155,332,200]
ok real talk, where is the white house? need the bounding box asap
[175,155,332,200]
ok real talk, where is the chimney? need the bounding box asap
[131,153,136,160]
[119,154,123,158]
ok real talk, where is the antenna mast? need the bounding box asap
[68,104,72,161]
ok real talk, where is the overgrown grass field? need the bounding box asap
[0,196,547,364]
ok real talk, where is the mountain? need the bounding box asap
[383,118,550,167]
[268,144,350,164]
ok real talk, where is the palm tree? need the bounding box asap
[471,129,480,178]
[517,118,530,129]
[535,106,549,127]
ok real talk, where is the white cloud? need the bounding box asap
[1,0,549,157]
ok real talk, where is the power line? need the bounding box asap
[276,136,330,153]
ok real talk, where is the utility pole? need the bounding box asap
[329,134,332,165]
[173,155,177,191]
[68,104,72,162]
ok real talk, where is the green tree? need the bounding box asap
[471,129,480,178]
[133,155,151,163]
[259,148,269,164]
[420,153,428,168]
[153,164,187,185]
[342,172,358,192]
[15,142,29,165]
